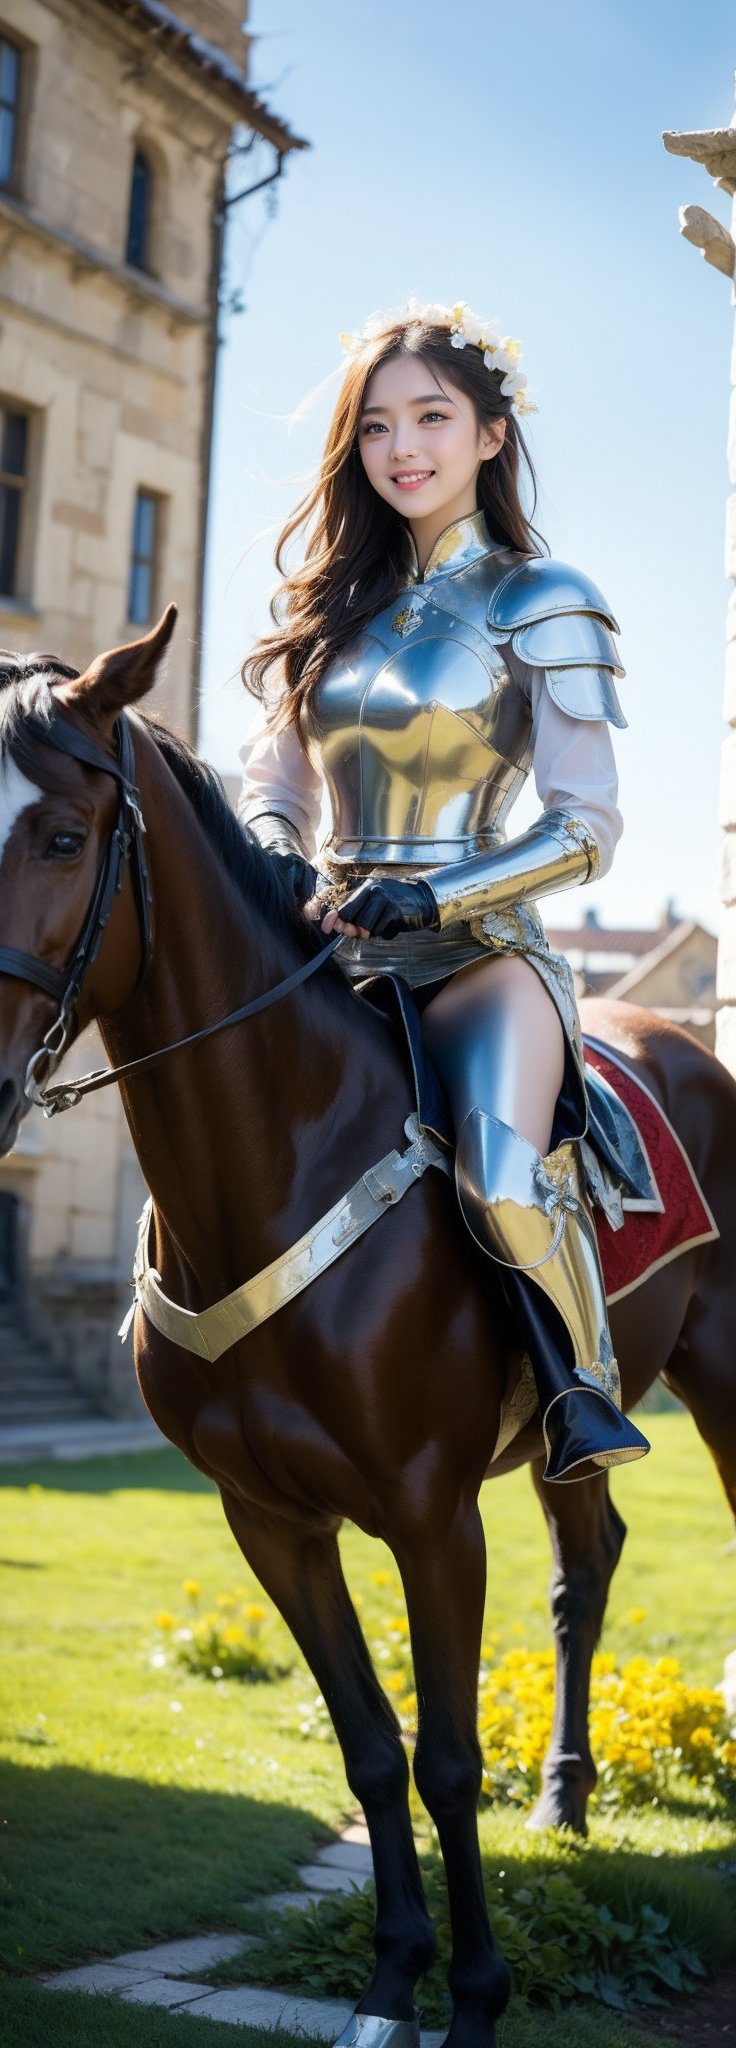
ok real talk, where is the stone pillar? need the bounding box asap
[718,271,736,1071]
[663,96,736,1070]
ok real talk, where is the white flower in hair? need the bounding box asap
[338,297,537,413]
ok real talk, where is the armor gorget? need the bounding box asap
[303,510,624,875]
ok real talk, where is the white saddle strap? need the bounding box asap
[121,1114,450,1363]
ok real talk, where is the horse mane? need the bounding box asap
[140,710,327,964]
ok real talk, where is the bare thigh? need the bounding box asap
[422,954,565,1154]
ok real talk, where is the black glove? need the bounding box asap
[273,851,321,909]
[336,876,439,940]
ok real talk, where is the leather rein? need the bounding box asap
[3,708,340,1118]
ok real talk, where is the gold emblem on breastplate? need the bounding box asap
[391,599,426,638]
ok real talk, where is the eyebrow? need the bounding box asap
[361,393,458,415]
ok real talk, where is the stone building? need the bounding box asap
[547,906,717,1048]
[0,0,302,1429]
[663,89,736,1071]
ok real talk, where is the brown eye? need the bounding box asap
[44,831,85,861]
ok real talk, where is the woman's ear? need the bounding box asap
[480,418,507,461]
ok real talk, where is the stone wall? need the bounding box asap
[0,0,237,1412]
[0,0,232,707]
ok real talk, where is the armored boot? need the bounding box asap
[456,1109,650,1483]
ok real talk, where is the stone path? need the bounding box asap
[0,1414,163,1464]
[40,1819,445,2044]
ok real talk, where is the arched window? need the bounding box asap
[128,489,160,625]
[125,148,152,271]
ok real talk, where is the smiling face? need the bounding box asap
[358,351,506,540]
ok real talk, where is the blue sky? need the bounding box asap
[198,0,736,933]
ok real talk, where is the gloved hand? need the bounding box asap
[334,875,439,940]
[272,851,322,910]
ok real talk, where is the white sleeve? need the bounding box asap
[529,670,623,878]
[238,711,324,860]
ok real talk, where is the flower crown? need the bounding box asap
[339,298,536,416]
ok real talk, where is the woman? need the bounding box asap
[239,299,649,1483]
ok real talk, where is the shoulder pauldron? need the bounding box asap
[486,557,627,728]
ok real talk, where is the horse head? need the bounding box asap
[0,605,176,1152]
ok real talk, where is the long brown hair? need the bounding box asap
[241,309,546,727]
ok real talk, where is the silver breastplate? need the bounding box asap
[304,519,531,870]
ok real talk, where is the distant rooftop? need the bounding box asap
[546,902,695,957]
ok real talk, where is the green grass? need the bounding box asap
[0,1978,684,2048]
[0,1414,734,2041]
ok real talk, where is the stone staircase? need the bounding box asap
[0,1299,163,1463]
[0,1301,99,1430]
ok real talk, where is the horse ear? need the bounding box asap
[58,605,178,726]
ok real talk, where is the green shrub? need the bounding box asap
[226,1867,711,2021]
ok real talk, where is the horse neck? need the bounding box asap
[99,737,402,1299]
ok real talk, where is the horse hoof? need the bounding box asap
[333,2018,420,2048]
[525,1786,588,1834]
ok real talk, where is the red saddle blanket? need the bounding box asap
[584,1040,719,1303]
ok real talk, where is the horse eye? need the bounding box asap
[44,831,86,861]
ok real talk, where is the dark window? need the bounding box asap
[0,36,20,187]
[0,405,28,597]
[128,489,158,624]
[126,149,151,270]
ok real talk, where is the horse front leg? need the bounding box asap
[220,1491,436,2038]
[527,1459,626,1833]
[395,1499,511,2048]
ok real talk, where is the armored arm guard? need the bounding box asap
[239,807,307,858]
[423,809,598,926]
[422,558,622,929]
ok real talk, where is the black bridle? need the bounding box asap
[1,707,339,1118]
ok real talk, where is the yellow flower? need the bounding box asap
[182,1579,200,1601]
[155,1611,177,1630]
[245,1604,266,1626]
[370,1571,394,1588]
[626,1607,647,1626]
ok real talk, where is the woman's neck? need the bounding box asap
[407,486,482,576]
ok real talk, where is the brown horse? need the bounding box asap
[1,611,735,2048]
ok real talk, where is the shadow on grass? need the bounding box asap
[0,1759,336,1979]
[0,1447,214,1495]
